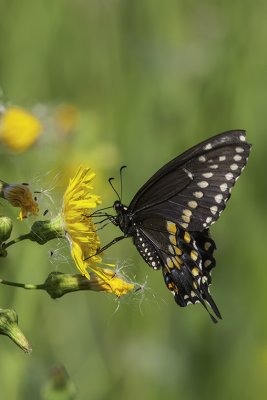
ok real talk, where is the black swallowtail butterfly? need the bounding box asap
[100,131,251,322]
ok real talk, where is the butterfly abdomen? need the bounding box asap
[133,228,162,270]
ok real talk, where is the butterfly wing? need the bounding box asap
[129,130,251,231]
[134,216,220,322]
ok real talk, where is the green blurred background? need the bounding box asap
[0,0,266,399]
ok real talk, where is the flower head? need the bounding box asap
[44,269,135,298]
[0,106,42,152]
[0,180,39,220]
[62,167,102,278]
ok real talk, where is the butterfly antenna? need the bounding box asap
[119,165,127,202]
[108,177,121,200]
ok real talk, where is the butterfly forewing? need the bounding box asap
[130,130,251,232]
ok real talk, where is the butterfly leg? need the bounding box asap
[84,235,126,261]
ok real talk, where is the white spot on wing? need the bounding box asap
[236,146,244,153]
[215,194,223,203]
[219,155,226,161]
[182,215,190,223]
[202,172,213,178]
[230,164,238,171]
[240,135,246,142]
[198,155,206,162]
[225,172,234,181]
[193,191,203,199]
[204,143,212,150]
[210,205,218,215]
[188,200,197,208]
[234,154,242,162]
[197,181,209,188]
[220,183,228,192]
[183,209,192,217]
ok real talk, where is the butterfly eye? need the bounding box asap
[113,200,121,211]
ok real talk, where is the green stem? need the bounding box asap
[3,233,32,249]
[0,278,45,290]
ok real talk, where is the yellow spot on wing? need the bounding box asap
[169,235,177,245]
[172,257,182,268]
[167,221,177,234]
[166,257,174,268]
[174,246,182,255]
[192,267,199,276]
[190,250,198,261]
[184,232,191,243]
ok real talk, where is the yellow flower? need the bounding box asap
[0,106,42,152]
[44,269,135,298]
[89,268,135,296]
[62,167,102,278]
[0,180,39,220]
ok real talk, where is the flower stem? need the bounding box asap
[0,278,45,290]
[3,233,32,249]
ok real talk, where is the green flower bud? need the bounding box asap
[29,216,64,245]
[0,216,12,243]
[44,270,136,299]
[0,309,32,353]
[44,272,84,299]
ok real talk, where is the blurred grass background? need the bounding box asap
[0,0,266,399]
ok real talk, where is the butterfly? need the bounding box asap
[98,130,251,322]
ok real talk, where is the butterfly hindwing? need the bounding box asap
[135,216,221,321]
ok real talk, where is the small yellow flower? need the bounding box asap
[0,106,42,152]
[0,180,39,220]
[62,167,102,278]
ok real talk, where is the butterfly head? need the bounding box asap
[113,200,132,234]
